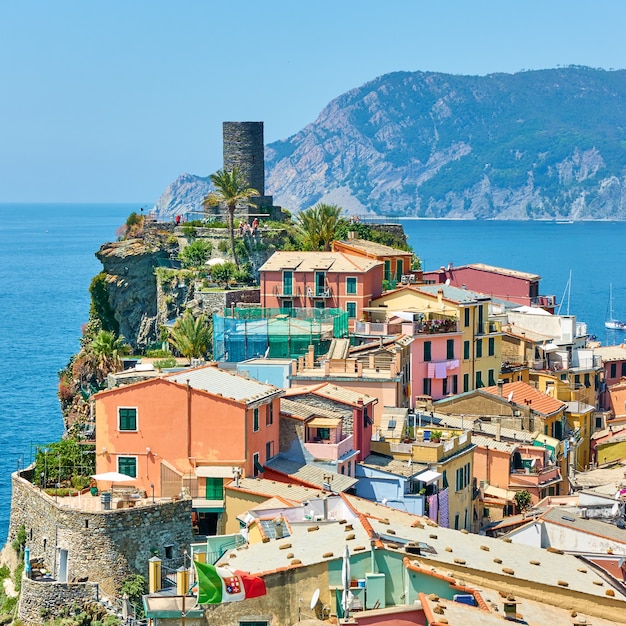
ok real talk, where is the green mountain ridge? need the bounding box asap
[265,66,626,219]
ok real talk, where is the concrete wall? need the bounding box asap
[9,472,193,598]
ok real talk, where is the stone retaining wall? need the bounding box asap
[18,577,99,626]
[9,472,193,599]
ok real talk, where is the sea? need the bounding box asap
[1,204,626,545]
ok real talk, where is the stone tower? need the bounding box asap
[223,122,270,203]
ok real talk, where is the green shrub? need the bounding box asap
[203,220,228,228]
[146,348,169,358]
[179,240,213,268]
[153,357,177,370]
[217,240,229,254]
[181,224,196,238]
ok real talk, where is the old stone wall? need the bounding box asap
[9,472,193,598]
[18,578,99,626]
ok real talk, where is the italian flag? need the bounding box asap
[194,560,266,604]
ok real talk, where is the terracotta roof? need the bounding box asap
[594,345,626,362]
[482,381,566,416]
[283,383,377,407]
[466,263,541,281]
[258,250,382,273]
[279,398,343,421]
[333,238,412,257]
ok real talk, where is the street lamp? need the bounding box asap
[150,484,155,504]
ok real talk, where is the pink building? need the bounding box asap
[422,263,556,311]
[409,326,462,400]
[258,251,383,324]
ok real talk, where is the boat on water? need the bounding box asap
[605,283,626,330]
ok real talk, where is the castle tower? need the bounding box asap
[222,121,266,198]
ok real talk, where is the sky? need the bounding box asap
[2,1,626,204]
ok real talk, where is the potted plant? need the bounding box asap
[430,429,443,443]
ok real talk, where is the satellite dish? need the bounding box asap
[444,278,451,286]
[507,391,514,402]
[310,588,320,610]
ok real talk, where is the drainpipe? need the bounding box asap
[186,380,192,459]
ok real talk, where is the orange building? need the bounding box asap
[95,364,283,534]
[258,251,383,323]
[331,237,418,285]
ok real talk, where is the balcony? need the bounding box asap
[304,434,355,461]
[354,320,403,336]
[509,465,561,488]
[272,285,301,299]
[531,295,557,308]
[307,286,332,299]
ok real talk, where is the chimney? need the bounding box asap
[497,380,504,396]
[437,289,444,306]
[495,419,502,442]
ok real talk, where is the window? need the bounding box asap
[346,301,357,319]
[463,373,469,393]
[622,362,626,377]
[476,339,483,358]
[205,478,223,500]
[423,378,431,395]
[452,375,458,394]
[315,271,326,296]
[610,363,617,378]
[424,341,432,362]
[118,456,137,478]
[266,440,273,461]
[282,270,293,296]
[240,621,269,626]
[488,369,496,386]
[488,337,495,356]
[464,308,470,327]
[574,374,580,385]
[346,276,357,295]
[476,371,483,388]
[165,545,174,559]
[463,340,470,360]
[252,453,261,477]
[478,304,485,334]
[118,408,137,431]
[384,260,391,281]
[314,301,325,309]
[454,513,460,530]
[446,339,454,360]
[596,416,603,429]
[396,259,403,281]
[253,408,259,432]
[266,402,273,426]
[282,300,293,310]
[442,377,448,396]
[584,373,590,388]
[317,427,330,440]
[442,470,448,489]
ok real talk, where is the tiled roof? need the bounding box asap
[264,457,357,492]
[540,507,626,545]
[283,383,377,407]
[279,398,343,421]
[482,381,566,416]
[466,263,541,281]
[360,453,427,478]
[594,345,626,362]
[258,251,381,273]
[226,477,325,502]
[334,238,412,257]
[433,414,537,444]
[471,434,518,453]
[166,365,281,404]
[413,284,491,304]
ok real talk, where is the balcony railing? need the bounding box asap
[509,466,561,487]
[306,286,333,298]
[304,434,354,461]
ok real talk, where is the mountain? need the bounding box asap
[152,172,212,221]
[155,67,626,220]
[266,66,626,219]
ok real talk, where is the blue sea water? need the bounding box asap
[0,207,625,545]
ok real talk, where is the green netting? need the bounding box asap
[214,308,348,362]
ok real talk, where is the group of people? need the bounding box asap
[238,217,259,236]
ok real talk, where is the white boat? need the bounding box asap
[605,283,626,330]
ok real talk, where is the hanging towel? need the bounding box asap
[427,363,436,378]
[438,488,450,528]
[446,359,459,370]
[428,494,438,523]
[435,362,447,379]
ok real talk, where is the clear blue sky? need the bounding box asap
[2,1,625,203]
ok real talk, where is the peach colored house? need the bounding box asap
[95,364,283,535]
[258,251,383,324]
[332,237,419,285]
[594,345,626,411]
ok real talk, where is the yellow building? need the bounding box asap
[372,427,475,531]
[371,284,502,393]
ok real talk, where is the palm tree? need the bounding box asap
[168,312,212,363]
[295,203,343,251]
[202,168,259,267]
[73,330,130,387]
